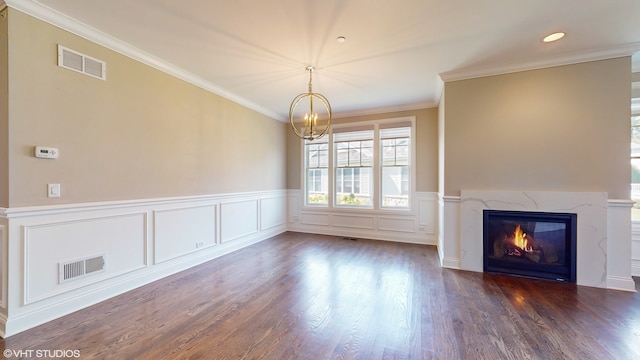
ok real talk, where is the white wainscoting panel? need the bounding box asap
[378,216,416,233]
[418,197,436,234]
[260,196,286,231]
[288,191,437,244]
[440,196,461,269]
[287,190,300,224]
[154,205,217,264]
[606,200,635,291]
[1,190,286,338]
[0,223,6,309]
[24,213,147,304]
[220,199,259,243]
[632,222,640,277]
[333,214,375,230]
[301,212,331,227]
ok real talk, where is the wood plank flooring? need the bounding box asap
[1,231,639,359]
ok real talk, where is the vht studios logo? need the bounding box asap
[3,349,81,358]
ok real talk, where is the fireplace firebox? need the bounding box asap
[483,210,577,283]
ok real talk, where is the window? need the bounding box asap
[305,139,329,205]
[302,118,414,210]
[381,127,411,208]
[334,130,373,206]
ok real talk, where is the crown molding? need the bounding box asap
[4,0,283,121]
[440,42,640,83]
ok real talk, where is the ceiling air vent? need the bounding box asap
[57,45,106,80]
[59,254,106,284]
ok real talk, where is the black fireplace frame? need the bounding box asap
[483,209,577,283]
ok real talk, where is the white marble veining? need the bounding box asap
[460,190,608,288]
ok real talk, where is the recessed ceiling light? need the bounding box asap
[336,36,346,43]
[543,32,565,43]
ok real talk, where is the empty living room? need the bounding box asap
[0,0,639,359]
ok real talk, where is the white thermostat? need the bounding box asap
[35,146,59,159]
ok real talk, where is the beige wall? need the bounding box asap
[437,91,445,196]
[0,8,7,208]
[7,9,286,207]
[286,108,439,192]
[285,125,303,190]
[443,57,631,198]
[5,9,631,206]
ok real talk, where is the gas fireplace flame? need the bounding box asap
[512,225,533,253]
[499,223,546,263]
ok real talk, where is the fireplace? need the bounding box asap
[483,210,577,282]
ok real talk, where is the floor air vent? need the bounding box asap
[59,255,106,284]
[57,44,106,80]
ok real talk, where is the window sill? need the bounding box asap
[301,205,414,216]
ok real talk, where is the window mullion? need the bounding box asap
[328,130,334,207]
[373,123,380,210]
[394,140,398,165]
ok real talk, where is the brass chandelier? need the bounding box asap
[289,66,332,141]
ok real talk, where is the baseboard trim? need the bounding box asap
[632,260,640,277]
[607,275,638,293]
[440,257,461,269]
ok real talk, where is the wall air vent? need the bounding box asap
[57,45,106,80]
[59,254,106,284]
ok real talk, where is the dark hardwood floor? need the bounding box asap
[1,232,639,359]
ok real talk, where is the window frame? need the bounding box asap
[303,138,329,206]
[630,98,640,222]
[301,116,416,213]
[380,128,412,209]
[334,130,374,208]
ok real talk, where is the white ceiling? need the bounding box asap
[8,0,640,120]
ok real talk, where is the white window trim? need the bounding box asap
[334,130,374,209]
[300,116,416,214]
[302,136,329,207]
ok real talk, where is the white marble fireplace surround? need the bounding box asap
[446,190,636,292]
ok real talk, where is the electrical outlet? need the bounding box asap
[195,241,205,248]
